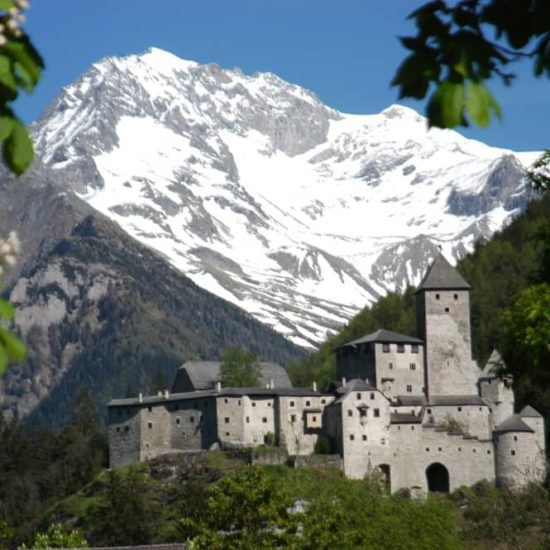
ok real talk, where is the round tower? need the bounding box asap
[494,414,544,490]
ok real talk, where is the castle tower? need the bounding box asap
[478,350,515,430]
[416,254,477,396]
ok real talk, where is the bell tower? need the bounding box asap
[416,254,477,396]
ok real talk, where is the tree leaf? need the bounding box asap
[428,81,465,128]
[0,297,14,320]
[466,81,491,127]
[0,0,15,10]
[0,114,13,143]
[3,118,34,175]
[3,40,43,89]
[0,326,26,362]
[0,55,18,101]
[0,343,7,375]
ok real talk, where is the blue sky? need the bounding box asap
[18,0,549,152]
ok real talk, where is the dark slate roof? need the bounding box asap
[172,360,292,393]
[416,253,470,292]
[342,329,423,348]
[109,386,326,408]
[494,414,534,434]
[520,405,543,419]
[391,413,422,424]
[393,395,427,406]
[428,395,487,406]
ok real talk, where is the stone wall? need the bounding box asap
[109,405,141,468]
[425,404,491,439]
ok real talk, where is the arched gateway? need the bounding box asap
[426,462,450,493]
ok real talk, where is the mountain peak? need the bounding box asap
[136,47,199,72]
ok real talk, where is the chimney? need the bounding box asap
[312,381,317,392]
[138,393,143,403]
[164,389,169,399]
[157,391,162,397]
[269,377,274,389]
[342,377,347,386]
[215,380,221,392]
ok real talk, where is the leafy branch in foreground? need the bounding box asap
[0,0,44,174]
[392,0,550,129]
[527,150,550,193]
[0,231,25,374]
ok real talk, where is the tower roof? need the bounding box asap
[520,405,543,419]
[416,253,470,292]
[480,349,505,378]
[342,329,423,348]
[493,414,534,434]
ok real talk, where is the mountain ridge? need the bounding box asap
[30,48,537,346]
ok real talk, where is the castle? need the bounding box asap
[108,254,546,493]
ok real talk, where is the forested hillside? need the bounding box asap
[288,194,550,428]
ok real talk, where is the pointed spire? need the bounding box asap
[480,349,505,378]
[520,405,543,419]
[416,253,470,292]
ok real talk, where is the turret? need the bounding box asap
[415,254,477,396]
[478,350,514,430]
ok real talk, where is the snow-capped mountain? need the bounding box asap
[31,47,538,347]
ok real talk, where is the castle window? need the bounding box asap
[438,447,442,451]
[513,436,518,441]
[124,426,130,432]
[427,408,432,414]
[436,293,440,300]
[290,415,296,423]
[176,418,180,425]
[454,294,458,300]
[411,426,415,430]
[426,447,430,452]
[321,399,326,405]
[360,409,367,417]
[224,399,228,404]
[457,407,462,412]
[348,410,353,417]
[290,401,295,407]
[374,408,380,418]
[370,393,375,400]
[409,363,416,371]
[190,416,195,423]
[382,343,390,353]
[252,402,256,407]
[262,417,268,423]
[226,432,230,436]
[268,402,272,407]
[411,344,419,353]
[357,393,362,400]
[148,422,152,429]
[312,416,317,422]
[148,406,152,413]
[511,450,516,456]
[406,385,412,393]
[458,447,462,452]
[445,307,450,312]
[487,450,491,454]
[350,434,355,441]
[397,344,405,353]
[238,400,241,406]
[224,417,230,424]
[362,435,367,441]
[246,416,250,423]
[306,400,311,407]
[389,362,394,369]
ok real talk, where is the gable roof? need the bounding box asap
[416,253,470,292]
[172,360,292,393]
[493,414,534,434]
[342,329,423,348]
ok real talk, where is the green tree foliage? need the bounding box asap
[28,523,88,549]
[0,393,107,544]
[180,466,296,548]
[220,347,261,388]
[0,1,43,174]
[91,466,159,546]
[181,466,461,549]
[392,0,550,129]
[528,150,550,193]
